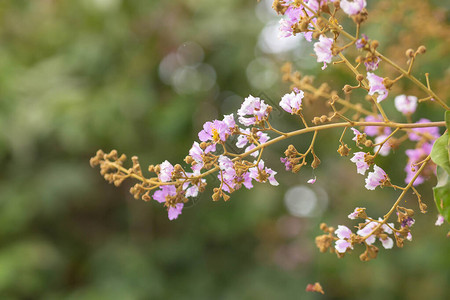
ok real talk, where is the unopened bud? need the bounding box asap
[364,140,373,147]
[320,115,328,123]
[370,40,379,50]
[405,49,414,57]
[343,84,353,94]
[356,74,364,81]
[417,45,426,54]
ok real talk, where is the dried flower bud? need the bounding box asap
[337,144,351,156]
[320,223,328,232]
[417,45,426,54]
[343,85,353,94]
[382,77,394,89]
[312,153,321,169]
[315,234,333,253]
[320,115,328,123]
[405,49,414,57]
[312,117,321,125]
[356,74,364,82]
[364,140,373,147]
[370,40,379,50]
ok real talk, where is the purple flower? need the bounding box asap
[279,90,304,114]
[395,95,418,115]
[364,56,380,71]
[364,115,391,136]
[367,72,388,102]
[307,177,316,184]
[380,237,394,249]
[222,113,236,130]
[435,214,444,226]
[236,129,270,158]
[365,165,388,190]
[159,160,174,182]
[350,152,370,175]
[280,157,294,171]
[401,216,415,228]
[356,34,368,49]
[198,120,230,145]
[340,0,366,16]
[348,207,365,219]
[374,135,391,156]
[336,225,352,239]
[357,221,377,244]
[249,160,279,186]
[335,239,352,253]
[351,127,363,142]
[314,35,334,70]
[237,95,270,126]
[404,142,433,185]
[408,118,440,142]
[168,203,184,220]
[153,185,177,203]
[278,6,301,38]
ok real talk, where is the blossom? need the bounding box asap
[404,142,433,185]
[350,152,370,175]
[364,56,380,71]
[153,185,177,203]
[168,203,184,220]
[236,129,270,157]
[365,165,388,190]
[218,155,253,192]
[278,6,301,38]
[198,120,230,152]
[335,239,353,253]
[340,0,366,16]
[380,237,394,249]
[188,142,205,172]
[279,90,304,114]
[222,113,236,130]
[408,118,440,142]
[336,225,352,239]
[367,72,388,102]
[374,135,391,156]
[307,177,316,184]
[357,221,377,244]
[363,115,391,137]
[435,214,444,226]
[314,35,334,70]
[159,160,174,182]
[348,207,366,220]
[394,95,418,115]
[356,34,368,49]
[249,160,278,186]
[237,95,270,126]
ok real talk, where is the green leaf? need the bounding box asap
[433,167,450,223]
[430,132,450,175]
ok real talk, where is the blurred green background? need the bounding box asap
[0,0,449,299]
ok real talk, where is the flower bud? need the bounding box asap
[356,74,364,82]
[405,49,414,57]
[417,45,426,54]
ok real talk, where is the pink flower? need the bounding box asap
[404,142,433,185]
[351,127,363,142]
[153,185,177,203]
[348,207,365,220]
[364,56,380,71]
[168,203,184,220]
[198,120,230,149]
[367,72,388,102]
[365,165,388,190]
[314,36,334,70]
[279,90,304,114]
[249,160,279,186]
[336,225,352,239]
[340,0,366,16]
[237,95,270,126]
[394,95,418,115]
[350,152,370,175]
[374,135,391,156]
[356,34,368,49]
[435,215,444,226]
[278,6,301,38]
[236,129,270,157]
[307,177,316,184]
[363,115,391,137]
[380,237,394,249]
[335,239,352,253]
[159,160,174,182]
[222,113,236,130]
[408,118,440,142]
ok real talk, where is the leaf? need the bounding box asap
[430,132,450,175]
[433,167,450,223]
